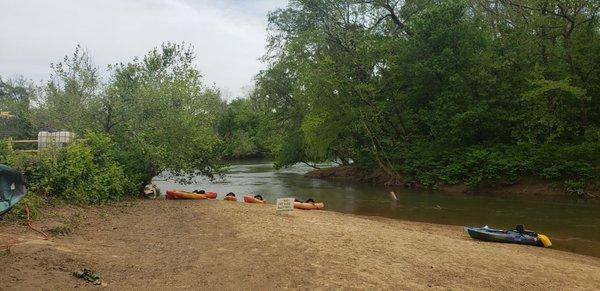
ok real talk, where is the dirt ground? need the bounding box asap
[1,200,600,290]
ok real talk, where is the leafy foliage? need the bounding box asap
[1,42,227,211]
[215,97,273,159]
[254,0,600,188]
[37,45,101,133]
[0,77,36,138]
[100,43,225,182]
[10,132,133,204]
[2,0,599,203]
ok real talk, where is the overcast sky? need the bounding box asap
[0,0,285,99]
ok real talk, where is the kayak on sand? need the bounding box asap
[224,192,237,201]
[0,164,27,216]
[293,201,325,210]
[243,195,266,204]
[464,225,552,248]
[166,190,217,200]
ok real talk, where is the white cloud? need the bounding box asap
[0,0,285,99]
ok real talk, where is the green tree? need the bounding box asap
[215,98,271,158]
[0,77,36,138]
[101,42,224,184]
[254,0,600,189]
[37,45,101,133]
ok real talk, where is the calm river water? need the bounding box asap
[154,160,600,258]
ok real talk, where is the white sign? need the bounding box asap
[276,198,295,212]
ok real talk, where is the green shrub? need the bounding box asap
[3,194,45,220]
[10,132,135,205]
[0,132,138,219]
[564,180,585,195]
[394,141,599,188]
[0,139,13,165]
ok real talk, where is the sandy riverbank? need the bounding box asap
[1,200,600,290]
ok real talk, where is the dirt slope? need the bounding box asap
[1,200,599,290]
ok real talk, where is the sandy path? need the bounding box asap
[1,200,599,290]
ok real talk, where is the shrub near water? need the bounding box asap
[12,132,134,205]
[396,142,600,190]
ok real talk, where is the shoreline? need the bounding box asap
[1,200,599,289]
[305,166,600,197]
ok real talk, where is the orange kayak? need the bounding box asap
[166,190,217,200]
[224,196,237,201]
[243,195,266,204]
[293,202,325,210]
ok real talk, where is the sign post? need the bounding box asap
[276,198,294,213]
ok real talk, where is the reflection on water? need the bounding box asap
[154,160,600,258]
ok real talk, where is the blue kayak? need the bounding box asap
[0,164,27,216]
[464,225,552,247]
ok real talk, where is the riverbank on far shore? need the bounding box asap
[305,166,600,197]
[1,200,599,289]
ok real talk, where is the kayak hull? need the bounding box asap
[465,226,541,246]
[243,195,266,204]
[165,190,217,200]
[224,196,237,201]
[0,164,27,216]
[293,202,325,210]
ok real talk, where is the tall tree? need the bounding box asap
[102,42,224,183]
[39,45,101,133]
[0,77,36,138]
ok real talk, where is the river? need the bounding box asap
[154,160,600,258]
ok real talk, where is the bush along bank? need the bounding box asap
[306,142,600,197]
[0,132,138,219]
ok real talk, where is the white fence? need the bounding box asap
[4,131,77,153]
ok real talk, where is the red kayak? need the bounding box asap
[165,190,217,200]
[293,202,325,210]
[243,195,266,204]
